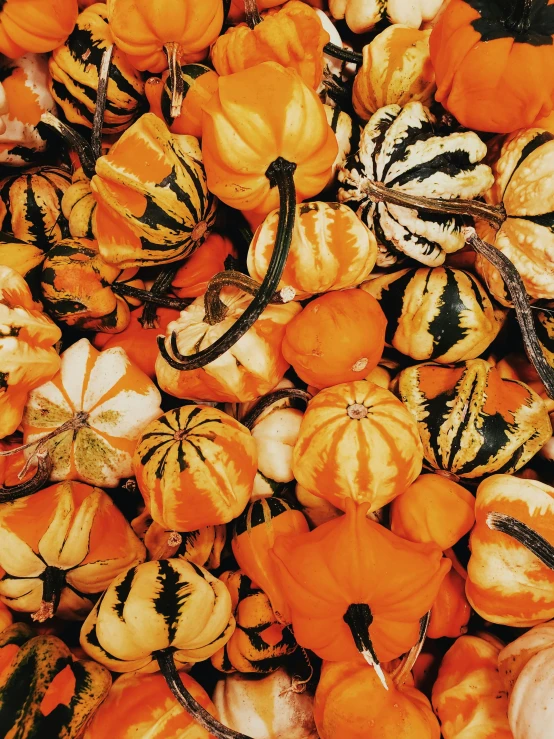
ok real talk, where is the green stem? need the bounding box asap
[487,512,554,570]
[506,0,534,32]
[141,264,186,329]
[0,451,51,503]
[91,44,114,162]
[203,271,292,326]
[165,43,184,118]
[157,157,297,371]
[323,42,363,65]
[39,113,96,179]
[33,566,65,622]
[244,0,262,27]
[110,281,191,314]
[241,388,311,430]
[343,603,388,690]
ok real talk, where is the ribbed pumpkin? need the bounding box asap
[0,0,78,58]
[0,480,146,622]
[507,641,554,739]
[329,0,445,33]
[0,265,61,440]
[41,238,144,333]
[49,3,145,134]
[475,128,554,303]
[132,512,226,565]
[211,570,297,674]
[156,287,301,403]
[0,166,72,251]
[397,359,552,479]
[91,113,217,268]
[133,405,257,533]
[338,101,493,267]
[61,168,97,240]
[232,497,309,625]
[21,338,162,488]
[171,233,237,299]
[466,474,554,626]
[0,631,111,739]
[212,1,330,90]
[427,568,471,640]
[0,235,44,282]
[499,620,554,694]
[0,53,57,167]
[314,660,440,739]
[292,380,423,514]
[362,267,503,363]
[83,669,219,739]
[247,202,377,300]
[353,25,436,120]
[432,634,512,739]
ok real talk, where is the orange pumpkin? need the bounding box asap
[0,0,78,58]
[271,502,450,681]
[83,669,218,739]
[212,1,330,90]
[282,289,386,389]
[292,380,423,514]
[314,660,440,739]
[232,497,309,625]
[430,0,554,133]
[427,568,471,640]
[171,233,237,299]
[390,473,475,550]
[133,405,257,532]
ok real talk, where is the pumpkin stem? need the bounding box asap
[323,42,363,65]
[0,411,89,461]
[364,180,507,230]
[165,43,184,118]
[110,281,192,312]
[0,451,52,503]
[463,228,554,399]
[487,512,554,570]
[244,0,263,27]
[241,388,311,430]
[141,263,184,328]
[506,0,534,32]
[32,566,65,622]
[91,44,114,162]
[39,113,96,179]
[156,648,255,739]
[203,271,294,327]
[347,403,368,420]
[391,611,430,687]
[157,157,297,371]
[343,604,388,691]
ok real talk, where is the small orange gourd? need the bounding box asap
[0,0,78,58]
[427,568,471,640]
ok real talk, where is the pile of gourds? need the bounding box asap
[1,0,554,737]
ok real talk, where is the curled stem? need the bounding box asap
[323,42,363,65]
[91,44,114,162]
[110,281,191,312]
[487,512,554,570]
[0,451,52,503]
[241,388,311,430]
[39,113,96,179]
[343,603,388,690]
[141,264,186,329]
[203,271,293,326]
[165,43,184,118]
[391,612,430,687]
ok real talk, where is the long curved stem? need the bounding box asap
[365,180,506,230]
[157,158,297,371]
[343,603,388,690]
[0,412,89,459]
[464,228,554,398]
[91,44,114,162]
[487,512,554,570]
[110,281,192,312]
[157,649,254,739]
[32,566,65,622]
[0,452,52,503]
[141,264,183,329]
[391,612,430,687]
[323,42,363,65]
[244,0,262,27]
[165,43,184,118]
[241,388,311,430]
[203,271,293,326]
[40,113,96,179]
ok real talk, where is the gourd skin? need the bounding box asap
[509,646,554,739]
[498,621,554,694]
[62,169,97,240]
[172,233,237,298]
[0,0,78,58]
[329,0,445,33]
[427,568,471,639]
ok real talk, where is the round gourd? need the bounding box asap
[509,644,554,739]
[498,621,554,694]
[292,380,423,513]
[427,568,470,640]
[132,514,226,565]
[361,267,503,363]
[61,168,97,240]
[282,289,387,388]
[133,405,257,532]
[0,0,78,58]
[329,0,445,33]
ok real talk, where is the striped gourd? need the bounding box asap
[329,0,444,33]
[361,267,503,363]
[80,559,235,673]
[211,570,297,674]
[133,405,257,533]
[0,631,111,739]
[21,338,162,488]
[467,475,554,627]
[91,112,217,268]
[0,166,72,250]
[397,359,552,479]
[61,168,97,239]
[49,3,145,134]
[338,101,493,267]
[292,380,423,513]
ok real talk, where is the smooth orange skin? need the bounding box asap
[390,473,475,551]
[430,0,554,133]
[428,567,471,639]
[93,306,180,379]
[212,1,329,90]
[172,233,237,298]
[202,61,337,216]
[282,289,386,389]
[270,501,450,662]
[84,670,217,739]
[314,660,440,739]
[0,0,78,57]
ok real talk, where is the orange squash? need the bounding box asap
[212,1,329,90]
[171,233,237,299]
[282,289,386,389]
[271,502,450,682]
[292,380,423,514]
[427,568,471,640]
[314,660,441,739]
[430,0,554,133]
[0,0,78,58]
